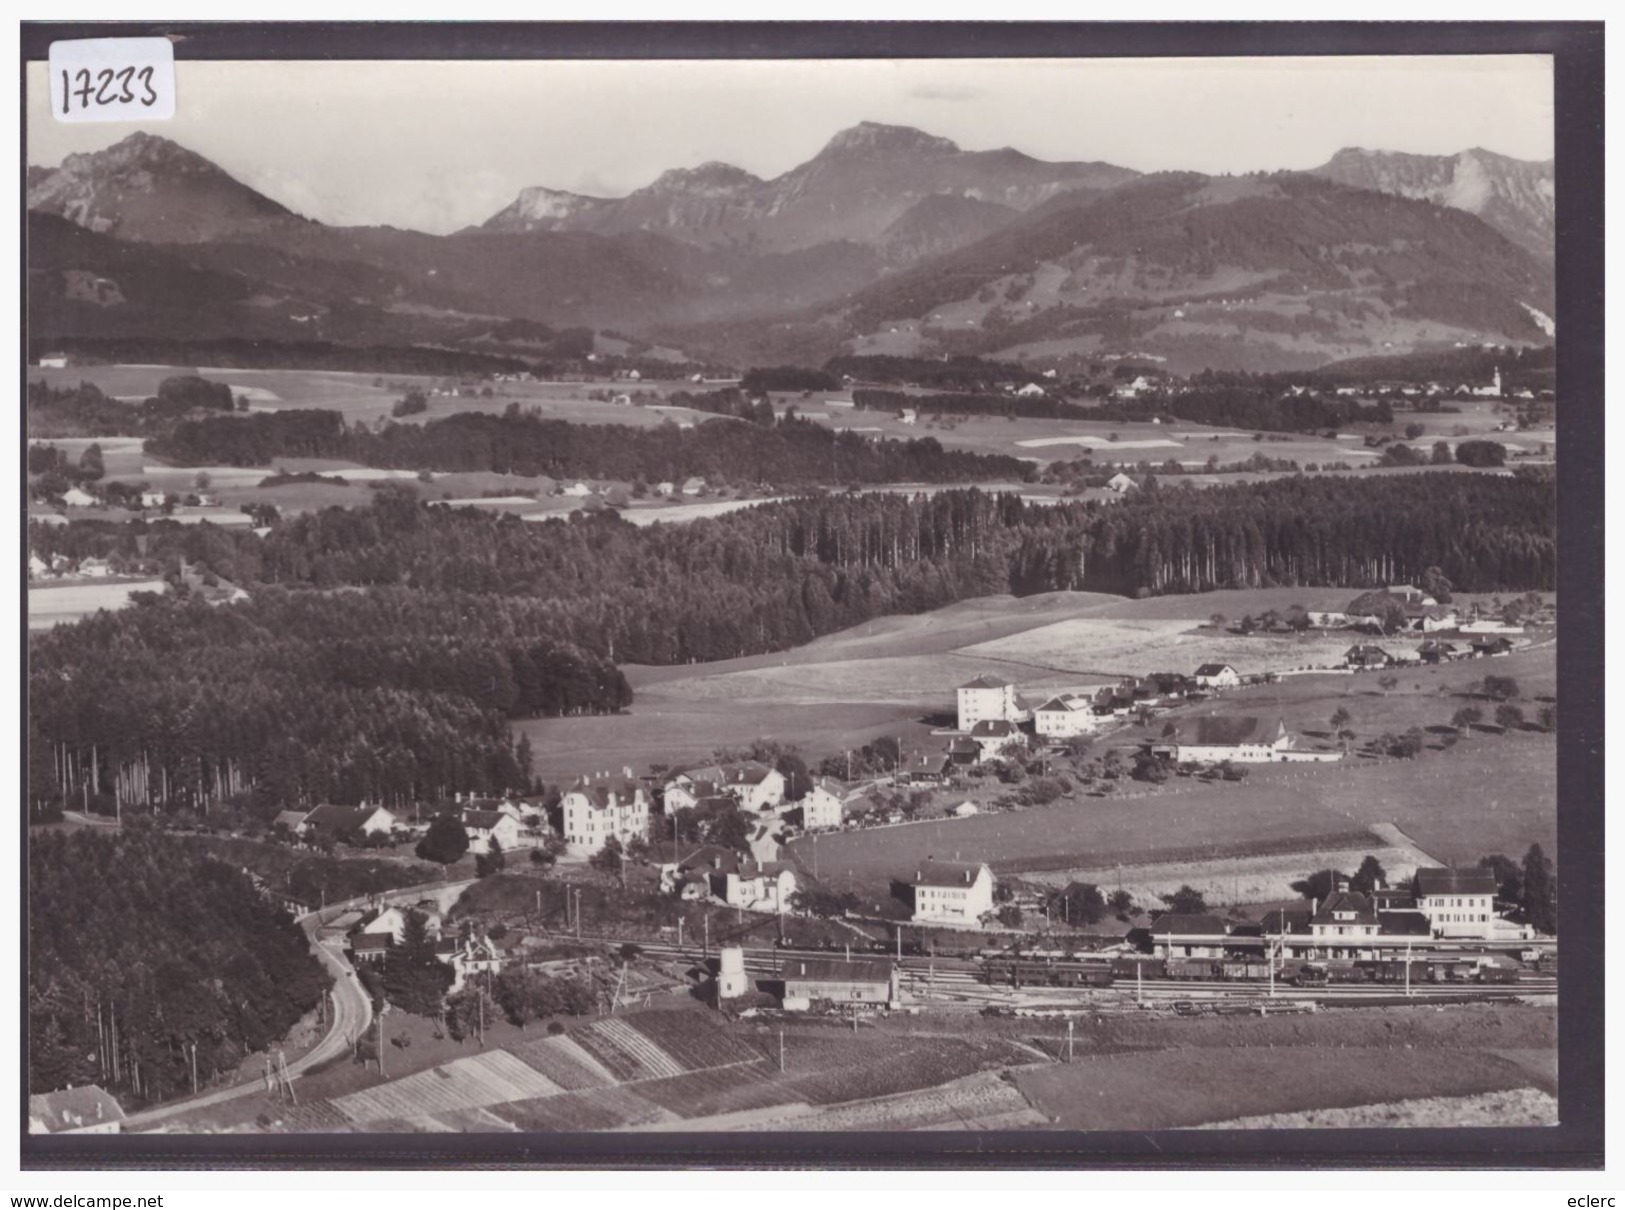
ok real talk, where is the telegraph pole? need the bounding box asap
[778,1030,785,1073]
[1066,1018,1074,1064]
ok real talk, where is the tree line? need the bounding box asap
[29,585,629,815]
[145,407,1035,486]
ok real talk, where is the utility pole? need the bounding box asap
[778,1029,785,1072]
[1136,960,1143,1007]
[1066,1018,1074,1064]
[703,913,709,958]
[188,1042,198,1095]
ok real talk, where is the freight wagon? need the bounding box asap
[979,958,1115,988]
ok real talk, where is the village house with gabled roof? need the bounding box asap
[967,718,1025,762]
[1192,662,1241,689]
[908,859,994,924]
[1148,913,1233,959]
[561,770,651,852]
[1416,639,1459,664]
[1106,472,1139,495]
[461,808,523,856]
[299,803,397,842]
[1032,692,1102,738]
[28,1084,125,1134]
[1345,644,1393,669]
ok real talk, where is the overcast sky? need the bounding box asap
[27,55,1553,235]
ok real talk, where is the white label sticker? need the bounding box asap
[49,38,175,123]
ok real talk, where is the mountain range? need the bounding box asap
[27,124,1556,372]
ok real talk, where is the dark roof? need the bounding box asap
[911,859,989,888]
[724,762,775,786]
[947,737,980,755]
[1311,891,1378,926]
[1150,913,1230,936]
[28,1085,125,1133]
[671,778,719,797]
[462,809,511,830]
[1379,910,1434,937]
[959,675,1012,691]
[571,775,644,808]
[1415,867,1498,896]
[677,845,744,875]
[1194,663,1235,677]
[1345,644,1392,658]
[1260,908,1313,935]
[302,803,389,834]
[351,935,393,952]
[782,957,892,985]
[1471,636,1515,651]
[1173,716,1285,746]
[970,719,1017,738]
[1034,695,1078,713]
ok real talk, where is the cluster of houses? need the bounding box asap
[338,900,516,992]
[277,797,534,858]
[1150,866,1536,963]
[27,552,114,581]
[952,666,1339,767]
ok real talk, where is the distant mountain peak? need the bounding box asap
[28,130,301,243]
[819,121,960,157]
[647,161,761,195]
[1311,145,1553,259]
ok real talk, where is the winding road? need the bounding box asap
[123,879,474,1130]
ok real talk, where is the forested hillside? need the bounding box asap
[29,586,628,812]
[29,831,325,1104]
[29,473,1552,817]
[145,408,1035,485]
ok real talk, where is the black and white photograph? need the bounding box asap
[17,23,1601,1174]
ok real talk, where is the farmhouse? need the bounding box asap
[562,772,652,852]
[968,718,1024,762]
[1106,472,1139,495]
[780,956,900,1009]
[357,905,441,946]
[36,352,69,369]
[680,477,707,495]
[140,489,168,509]
[909,859,995,924]
[1192,662,1241,690]
[1344,644,1393,669]
[1150,716,1294,764]
[1032,693,1102,739]
[1416,639,1460,664]
[436,934,504,992]
[1459,619,1525,636]
[461,808,523,856]
[28,1085,125,1134]
[957,674,1022,731]
[1469,636,1516,658]
[27,553,48,580]
[272,808,311,835]
[300,803,397,842]
[1015,382,1046,397]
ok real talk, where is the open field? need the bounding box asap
[520,589,1554,877]
[1018,832,1439,909]
[28,578,166,630]
[1193,1087,1558,1129]
[1012,1043,1545,1132]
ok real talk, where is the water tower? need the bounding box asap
[716,946,748,1002]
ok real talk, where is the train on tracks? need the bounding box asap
[977,954,1526,989]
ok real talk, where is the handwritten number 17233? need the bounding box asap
[60,66,160,113]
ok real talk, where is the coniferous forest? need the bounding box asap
[28,831,326,1103]
[145,407,1035,485]
[29,472,1554,820]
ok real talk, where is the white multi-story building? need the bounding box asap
[1032,693,1102,738]
[909,859,995,924]
[957,675,1020,732]
[797,778,847,831]
[562,771,652,852]
[1413,867,1519,940]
